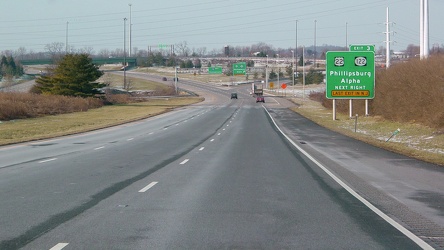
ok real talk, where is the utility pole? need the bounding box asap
[295,20,298,83]
[65,21,69,54]
[385,7,392,68]
[124,18,127,89]
[129,4,132,57]
[314,20,317,68]
[420,0,429,59]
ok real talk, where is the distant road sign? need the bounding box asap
[233,62,246,75]
[158,44,170,49]
[349,44,375,52]
[269,82,274,88]
[208,66,223,74]
[281,83,287,89]
[326,51,375,99]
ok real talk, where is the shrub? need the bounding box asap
[0,93,103,121]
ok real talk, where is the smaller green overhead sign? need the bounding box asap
[233,62,246,75]
[158,44,169,49]
[349,44,375,52]
[326,51,375,99]
[208,66,223,74]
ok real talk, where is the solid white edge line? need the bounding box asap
[180,159,189,165]
[49,243,69,250]
[138,181,158,193]
[39,158,57,163]
[263,106,434,250]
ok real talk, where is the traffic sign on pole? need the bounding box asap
[208,66,223,74]
[349,44,375,52]
[326,51,375,99]
[233,62,246,75]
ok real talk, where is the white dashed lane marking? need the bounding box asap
[39,158,57,163]
[180,159,189,165]
[49,243,69,250]
[138,182,158,193]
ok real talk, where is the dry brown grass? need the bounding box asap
[0,93,103,120]
[0,97,203,145]
[373,56,444,129]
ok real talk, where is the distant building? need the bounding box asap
[393,51,408,59]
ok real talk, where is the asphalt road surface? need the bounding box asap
[0,72,442,249]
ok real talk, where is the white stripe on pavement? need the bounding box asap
[138,182,158,193]
[49,243,69,250]
[39,158,57,163]
[180,159,189,165]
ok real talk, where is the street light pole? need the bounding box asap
[65,21,69,54]
[277,54,279,94]
[302,46,305,101]
[128,4,132,57]
[123,17,127,89]
[314,20,317,69]
[295,20,298,83]
[291,50,295,96]
[265,55,269,89]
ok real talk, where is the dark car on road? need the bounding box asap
[162,77,167,81]
[231,93,238,99]
[256,95,265,103]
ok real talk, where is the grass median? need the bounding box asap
[0,97,203,146]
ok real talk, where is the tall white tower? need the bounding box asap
[420,0,429,59]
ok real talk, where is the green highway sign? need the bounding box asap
[233,62,246,75]
[208,66,223,74]
[326,51,375,99]
[349,44,375,52]
[158,44,169,49]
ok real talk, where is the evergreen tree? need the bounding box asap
[0,55,24,77]
[36,54,104,97]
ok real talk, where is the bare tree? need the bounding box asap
[98,49,111,58]
[196,47,207,56]
[14,47,27,60]
[45,42,65,62]
[176,41,190,57]
[78,46,94,55]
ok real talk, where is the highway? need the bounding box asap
[0,73,442,249]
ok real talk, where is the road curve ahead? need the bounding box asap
[0,75,434,249]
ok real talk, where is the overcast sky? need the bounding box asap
[1,0,443,54]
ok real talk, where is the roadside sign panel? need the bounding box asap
[326,51,375,99]
[281,83,287,89]
[208,66,223,74]
[349,44,375,52]
[233,62,246,75]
